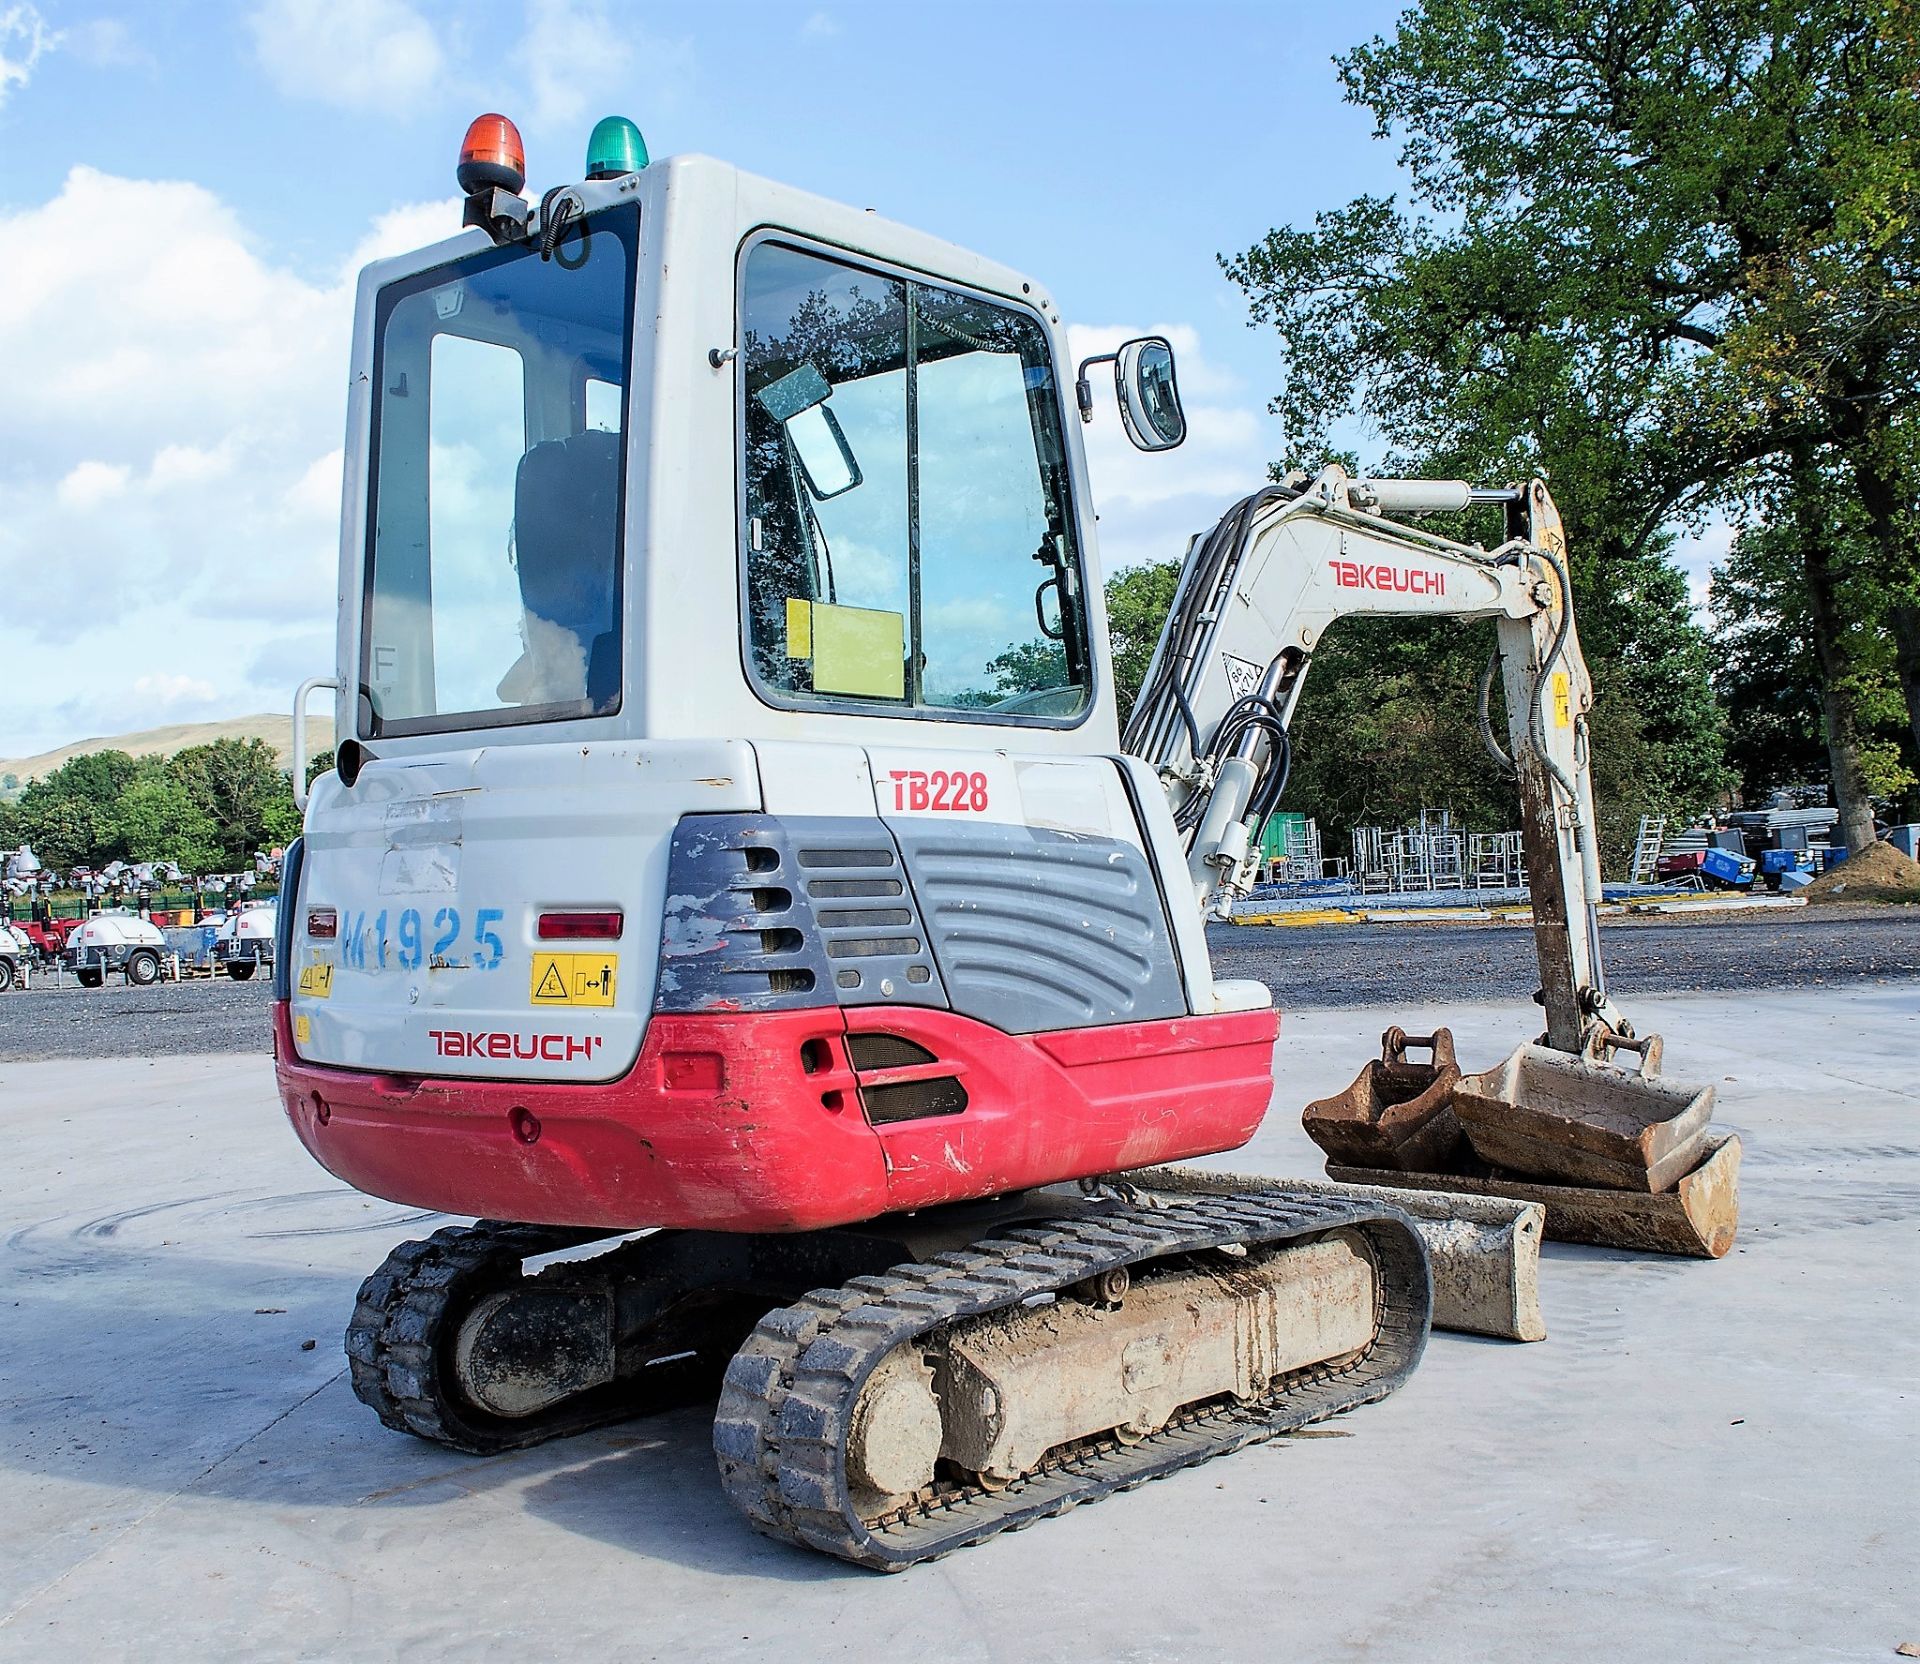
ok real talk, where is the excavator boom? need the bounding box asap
[1127,465,1618,1053]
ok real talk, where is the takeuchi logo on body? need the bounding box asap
[428,1030,603,1061]
[1331,560,1445,596]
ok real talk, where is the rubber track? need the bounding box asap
[712,1192,1431,1570]
[346,1219,620,1454]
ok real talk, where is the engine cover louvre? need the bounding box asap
[654,814,949,1014]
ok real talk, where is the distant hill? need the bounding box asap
[0,713,336,785]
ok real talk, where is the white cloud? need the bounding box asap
[1675,513,1738,624]
[802,11,839,37]
[0,2,57,105]
[65,17,149,69]
[1067,323,1279,581]
[132,673,219,707]
[56,459,132,506]
[510,0,693,139]
[0,168,460,754]
[519,0,634,129]
[247,0,444,110]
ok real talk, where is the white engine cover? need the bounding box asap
[288,739,759,1080]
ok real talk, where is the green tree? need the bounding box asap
[1105,559,1182,729]
[1221,0,1918,849]
[16,750,138,869]
[113,774,223,872]
[168,738,289,868]
[24,795,101,871]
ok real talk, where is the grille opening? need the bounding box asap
[836,969,862,989]
[799,1037,833,1074]
[817,906,913,929]
[768,968,816,995]
[906,964,932,984]
[863,1076,968,1125]
[742,846,780,872]
[807,877,905,899]
[845,1033,937,1070]
[759,927,806,955]
[751,886,793,913]
[797,848,896,869]
[825,935,922,959]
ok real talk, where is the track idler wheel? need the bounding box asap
[346,1222,710,1455]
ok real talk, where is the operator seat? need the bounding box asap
[498,428,621,710]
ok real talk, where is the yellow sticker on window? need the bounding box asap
[1552,671,1572,729]
[530,951,618,1007]
[297,959,334,999]
[294,1013,311,1046]
[811,602,905,699]
[786,597,812,658]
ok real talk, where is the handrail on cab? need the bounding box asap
[291,677,341,814]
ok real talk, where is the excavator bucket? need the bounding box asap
[1318,1028,1741,1259]
[1451,1030,1713,1193]
[1326,1135,1741,1260]
[1301,1027,1468,1173]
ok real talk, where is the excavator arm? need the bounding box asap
[1125,464,1620,1054]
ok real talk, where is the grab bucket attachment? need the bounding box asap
[1301,1027,1468,1173]
[1451,1029,1715,1193]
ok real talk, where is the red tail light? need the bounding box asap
[537,910,623,940]
[307,908,338,938]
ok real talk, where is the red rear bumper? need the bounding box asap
[271,1001,1276,1233]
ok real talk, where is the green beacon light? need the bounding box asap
[585,116,648,180]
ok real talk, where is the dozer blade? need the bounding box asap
[713,1191,1430,1570]
[1135,1166,1545,1342]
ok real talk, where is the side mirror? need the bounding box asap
[755,363,864,499]
[1114,337,1185,450]
[1075,335,1186,451]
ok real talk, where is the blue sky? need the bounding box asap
[1,0,1712,760]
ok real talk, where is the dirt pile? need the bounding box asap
[1803,839,1920,904]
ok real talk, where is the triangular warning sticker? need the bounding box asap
[535,961,567,1000]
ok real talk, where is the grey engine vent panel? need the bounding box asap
[888,820,1187,1034]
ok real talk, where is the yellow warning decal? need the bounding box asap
[297,959,334,999]
[1552,671,1572,729]
[294,1014,311,1046]
[786,596,812,658]
[530,951,618,1007]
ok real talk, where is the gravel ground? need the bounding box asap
[2,905,1917,1061]
[1213,902,1920,1006]
[0,973,273,1062]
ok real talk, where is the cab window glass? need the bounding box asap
[362,207,636,736]
[740,242,1089,719]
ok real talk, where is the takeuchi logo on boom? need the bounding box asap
[1330,560,1445,596]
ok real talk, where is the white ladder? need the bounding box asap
[1629,814,1667,885]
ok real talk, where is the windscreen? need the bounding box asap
[361,206,637,736]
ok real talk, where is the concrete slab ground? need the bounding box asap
[1,985,1915,1661]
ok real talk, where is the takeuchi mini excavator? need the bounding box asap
[272,114,1717,1569]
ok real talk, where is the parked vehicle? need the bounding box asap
[213,900,277,980]
[16,917,80,965]
[65,911,169,987]
[0,924,26,992]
